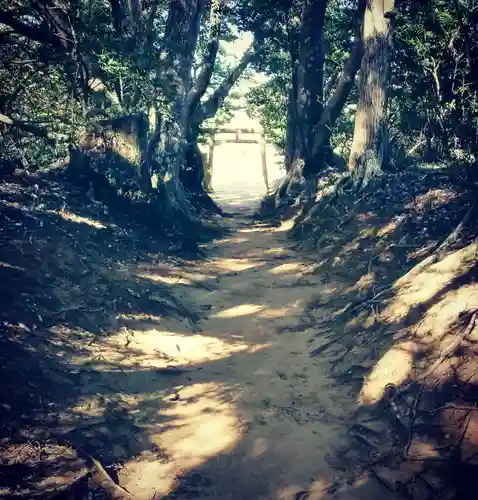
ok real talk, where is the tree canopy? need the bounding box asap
[1,0,477,216]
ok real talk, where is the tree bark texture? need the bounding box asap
[285,81,299,172]
[348,0,395,188]
[284,5,301,172]
[296,0,328,176]
[311,41,364,165]
[191,43,256,127]
[156,0,204,218]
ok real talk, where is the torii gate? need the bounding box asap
[201,127,269,193]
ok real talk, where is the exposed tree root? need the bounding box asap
[421,310,477,381]
[78,447,134,499]
[50,446,134,499]
[399,199,476,282]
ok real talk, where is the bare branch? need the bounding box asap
[0,9,60,46]
[187,0,222,115]
[192,43,257,126]
[0,113,67,143]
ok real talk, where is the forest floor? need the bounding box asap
[1,169,478,499]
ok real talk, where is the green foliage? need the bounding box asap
[245,0,478,168]
[247,79,288,151]
[2,0,477,187]
[245,0,358,154]
[388,0,478,163]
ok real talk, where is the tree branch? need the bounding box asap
[192,43,256,126]
[310,0,366,166]
[0,9,60,46]
[187,0,222,115]
[311,36,364,160]
[0,113,66,143]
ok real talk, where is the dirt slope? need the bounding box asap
[56,191,392,500]
[3,173,476,500]
[0,179,392,500]
[112,195,380,499]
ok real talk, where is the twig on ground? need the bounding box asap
[427,404,478,413]
[368,466,397,493]
[310,337,337,356]
[334,285,393,319]
[401,201,476,280]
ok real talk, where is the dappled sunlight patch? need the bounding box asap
[257,306,296,319]
[249,437,268,458]
[419,284,478,339]
[239,226,272,234]
[157,382,241,464]
[128,329,268,364]
[275,478,331,500]
[213,303,265,318]
[137,271,189,286]
[340,239,361,253]
[71,327,269,369]
[308,478,332,499]
[53,209,107,229]
[213,257,260,271]
[352,272,376,291]
[384,242,478,322]
[123,382,242,497]
[66,396,110,421]
[356,212,375,223]
[277,218,296,232]
[213,236,250,245]
[406,188,458,212]
[117,312,163,323]
[377,216,403,237]
[406,439,442,460]
[360,341,417,404]
[269,262,304,275]
[262,246,292,257]
[136,270,215,287]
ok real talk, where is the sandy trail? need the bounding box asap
[74,189,391,500]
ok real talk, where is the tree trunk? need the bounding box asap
[311,16,365,167]
[285,82,299,172]
[204,139,215,192]
[154,0,204,220]
[284,6,301,172]
[183,42,257,209]
[181,129,223,214]
[348,0,395,189]
[191,44,257,126]
[182,127,205,193]
[296,0,328,176]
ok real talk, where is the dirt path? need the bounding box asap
[63,191,392,500]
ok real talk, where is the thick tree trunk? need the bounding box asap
[284,7,301,172]
[181,133,223,214]
[186,0,222,116]
[182,127,205,193]
[204,140,215,192]
[285,83,299,172]
[311,28,364,167]
[183,41,256,210]
[348,0,395,189]
[154,0,204,220]
[296,0,328,176]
